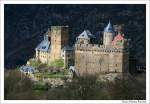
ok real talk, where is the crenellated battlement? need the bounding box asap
[75,43,128,53]
[35,21,130,77]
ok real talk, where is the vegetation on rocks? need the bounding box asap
[49,59,64,68]
[5,70,145,100]
[42,72,65,78]
[28,59,41,69]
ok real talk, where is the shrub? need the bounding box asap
[50,59,64,68]
[63,68,69,75]
[4,70,34,99]
[37,64,48,72]
[28,59,41,69]
[33,82,48,91]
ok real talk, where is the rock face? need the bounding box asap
[96,73,130,82]
[43,78,65,88]
[5,5,146,68]
[42,77,73,88]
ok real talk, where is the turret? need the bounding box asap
[103,21,115,46]
[76,30,95,44]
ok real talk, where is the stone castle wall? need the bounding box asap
[36,50,50,64]
[75,44,129,77]
[50,26,69,62]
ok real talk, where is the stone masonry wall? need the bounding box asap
[75,44,129,77]
[50,26,69,62]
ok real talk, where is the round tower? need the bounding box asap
[103,21,115,46]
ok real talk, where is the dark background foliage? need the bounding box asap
[4,4,146,68]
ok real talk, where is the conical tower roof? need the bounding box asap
[104,21,114,33]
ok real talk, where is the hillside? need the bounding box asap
[4,4,146,68]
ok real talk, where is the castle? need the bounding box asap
[35,26,74,67]
[35,21,129,77]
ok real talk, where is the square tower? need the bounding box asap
[50,26,69,62]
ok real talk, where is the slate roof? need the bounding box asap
[35,35,50,52]
[20,66,35,74]
[77,30,95,39]
[104,21,114,33]
[69,66,75,72]
[62,45,74,51]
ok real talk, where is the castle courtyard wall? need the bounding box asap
[75,44,129,76]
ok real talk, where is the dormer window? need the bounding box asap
[42,46,46,49]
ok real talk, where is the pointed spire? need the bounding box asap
[108,19,111,26]
[104,20,114,33]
